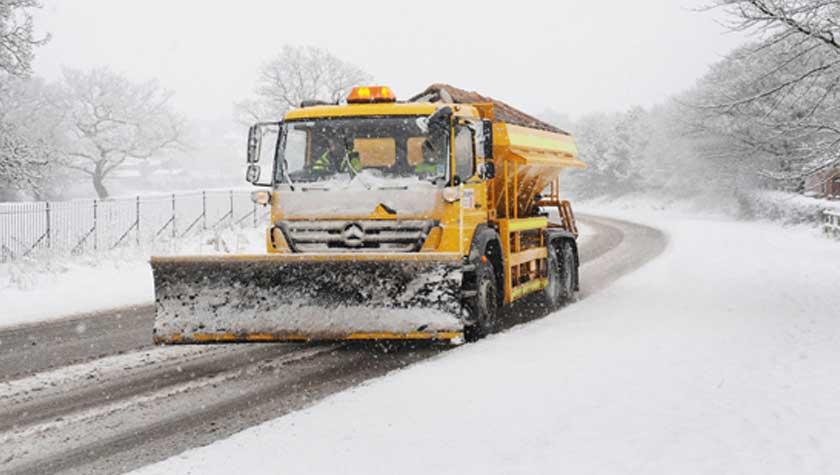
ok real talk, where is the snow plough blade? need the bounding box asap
[150,255,466,344]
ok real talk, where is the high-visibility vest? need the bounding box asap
[340,156,361,173]
[414,162,437,174]
[312,150,332,173]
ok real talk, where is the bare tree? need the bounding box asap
[0,121,48,199]
[0,75,64,199]
[57,68,185,199]
[0,1,54,199]
[0,0,49,77]
[236,45,372,123]
[692,0,840,186]
[564,2,840,201]
[711,1,839,53]
[564,108,652,198]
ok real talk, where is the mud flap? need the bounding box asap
[151,256,466,343]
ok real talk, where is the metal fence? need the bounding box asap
[0,190,269,262]
[825,209,840,239]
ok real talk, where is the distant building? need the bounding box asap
[805,167,840,200]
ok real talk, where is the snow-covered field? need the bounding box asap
[0,259,154,329]
[0,228,266,329]
[133,210,840,475]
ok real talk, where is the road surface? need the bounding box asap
[0,214,666,475]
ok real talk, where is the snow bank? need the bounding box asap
[738,190,840,225]
[133,212,840,475]
[0,259,154,329]
[576,190,840,229]
[575,192,739,220]
[0,227,266,329]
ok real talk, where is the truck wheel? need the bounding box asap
[544,241,576,309]
[543,243,563,310]
[464,260,499,342]
[559,242,577,302]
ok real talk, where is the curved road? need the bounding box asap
[0,214,666,475]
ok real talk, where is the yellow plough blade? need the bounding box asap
[150,255,466,344]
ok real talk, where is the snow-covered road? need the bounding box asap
[0,214,662,474]
[134,212,840,475]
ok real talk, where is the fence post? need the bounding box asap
[202,191,207,231]
[45,201,51,249]
[93,199,98,251]
[171,193,177,239]
[136,196,141,246]
[229,190,234,227]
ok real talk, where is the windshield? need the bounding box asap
[275,116,448,185]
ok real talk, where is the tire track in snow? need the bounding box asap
[0,305,154,380]
[0,344,308,432]
[1,346,339,444]
[3,344,438,475]
[575,214,668,297]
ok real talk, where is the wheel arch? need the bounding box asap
[468,224,505,304]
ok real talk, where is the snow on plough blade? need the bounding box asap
[150,255,466,344]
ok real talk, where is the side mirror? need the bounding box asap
[482,119,494,159]
[246,164,261,183]
[481,161,496,180]
[247,125,261,163]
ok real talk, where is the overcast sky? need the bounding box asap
[32,0,746,123]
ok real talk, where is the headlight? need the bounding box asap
[442,186,460,203]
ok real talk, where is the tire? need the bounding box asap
[544,240,577,309]
[559,242,577,302]
[464,259,499,342]
[543,243,563,310]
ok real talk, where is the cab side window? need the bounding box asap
[454,124,475,182]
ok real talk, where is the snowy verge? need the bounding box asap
[574,190,840,228]
[573,192,739,220]
[738,190,840,225]
[133,212,840,475]
[0,259,154,329]
[0,227,266,329]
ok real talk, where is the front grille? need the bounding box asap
[282,220,436,253]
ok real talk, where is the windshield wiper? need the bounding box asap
[280,160,296,191]
[340,152,372,190]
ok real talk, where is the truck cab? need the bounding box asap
[247,89,494,257]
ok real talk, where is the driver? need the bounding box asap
[312,139,361,175]
[311,139,343,174]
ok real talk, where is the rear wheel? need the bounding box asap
[559,242,577,302]
[544,240,577,309]
[543,243,563,310]
[464,260,499,342]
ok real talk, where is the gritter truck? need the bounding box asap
[150,84,586,344]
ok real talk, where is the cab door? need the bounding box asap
[453,119,489,250]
